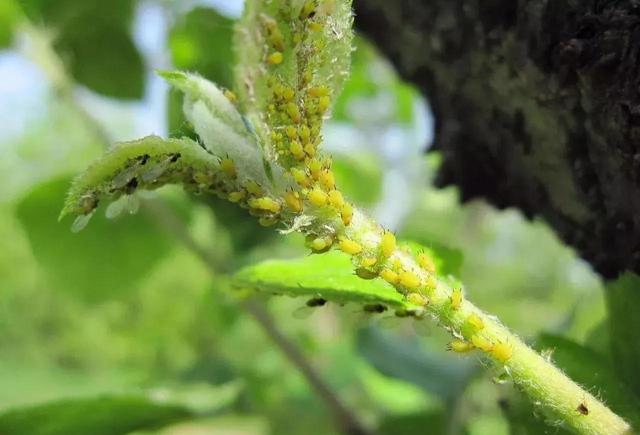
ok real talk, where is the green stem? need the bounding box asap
[341,209,631,435]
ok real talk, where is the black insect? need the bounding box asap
[577,403,589,416]
[306,297,327,307]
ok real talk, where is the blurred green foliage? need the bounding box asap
[0,1,637,435]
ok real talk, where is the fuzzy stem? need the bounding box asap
[340,208,632,435]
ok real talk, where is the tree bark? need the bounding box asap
[353,0,640,279]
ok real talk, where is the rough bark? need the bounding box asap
[353,0,640,279]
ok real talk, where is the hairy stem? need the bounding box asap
[339,208,631,435]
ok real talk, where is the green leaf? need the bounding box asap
[0,0,20,49]
[357,326,477,401]
[0,395,193,435]
[233,251,422,312]
[17,177,176,303]
[160,71,279,189]
[606,272,640,399]
[534,333,640,427]
[21,0,143,99]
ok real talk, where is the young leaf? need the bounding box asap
[160,71,282,190]
[0,395,192,435]
[233,251,423,313]
[60,135,219,222]
[234,0,354,162]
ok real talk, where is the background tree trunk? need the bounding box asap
[353,0,640,279]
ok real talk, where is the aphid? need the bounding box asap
[360,256,377,268]
[228,191,246,203]
[219,158,236,179]
[363,303,387,313]
[289,140,306,160]
[308,86,329,97]
[70,211,94,233]
[284,190,303,213]
[450,287,463,310]
[328,190,344,209]
[308,158,323,180]
[380,269,399,285]
[299,0,316,19]
[355,268,378,280]
[309,22,323,32]
[169,152,181,163]
[285,102,301,123]
[112,166,138,190]
[304,143,316,157]
[577,402,589,416]
[310,236,332,253]
[339,238,363,255]
[317,96,331,113]
[290,168,312,187]
[466,314,485,331]
[248,197,281,213]
[76,193,98,215]
[286,125,297,140]
[491,341,512,363]
[266,51,283,65]
[244,180,262,196]
[258,216,278,227]
[380,231,396,257]
[298,125,311,142]
[105,194,140,219]
[223,89,237,104]
[319,169,335,190]
[471,335,494,353]
[282,87,295,101]
[417,252,436,274]
[124,177,139,194]
[407,292,429,306]
[293,297,326,319]
[307,187,328,207]
[340,202,353,226]
[447,340,475,353]
[399,270,421,289]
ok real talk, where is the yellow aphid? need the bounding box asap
[223,89,237,104]
[219,158,236,178]
[258,216,278,227]
[282,87,295,101]
[228,190,246,203]
[248,197,281,213]
[407,292,429,306]
[299,125,311,142]
[286,125,297,139]
[304,143,316,157]
[245,180,262,196]
[399,270,421,289]
[267,51,283,65]
[268,31,284,51]
[417,252,436,274]
[491,341,512,362]
[308,86,329,97]
[289,141,305,160]
[466,314,484,331]
[318,96,331,112]
[291,168,312,187]
[380,231,396,257]
[380,269,399,285]
[309,22,323,32]
[311,237,332,252]
[450,288,462,310]
[341,202,353,226]
[299,0,316,19]
[339,238,363,255]
[425,276,437,292]
[448,340,475,353]
[328,190,344,209]
[286,102,301,123]
[360,256,377,267]
[284,190,303,213]
[471,335,493,353]
[308,158,323,180]
[307,187,328,207]
[319,169,335,190]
